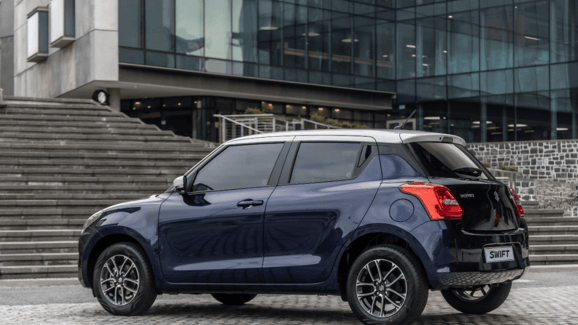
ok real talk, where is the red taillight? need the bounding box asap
[400,183,463,220]
[510,189,525,217]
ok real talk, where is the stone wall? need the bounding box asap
[468,140,578,215]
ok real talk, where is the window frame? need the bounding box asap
[278,136,378,186]
[184,140,292,194]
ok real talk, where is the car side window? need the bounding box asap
[290,142,361,184]
[192,143,284,192]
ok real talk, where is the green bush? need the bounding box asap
[482,162,491,168]
[244,108,265,115]
[309,112,370,129]
[498,165,518,172]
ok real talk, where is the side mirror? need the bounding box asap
[173,175,187,194]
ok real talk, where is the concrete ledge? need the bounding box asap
[4,96,98,105]
[527,265,578,273]
[0,277,79,287]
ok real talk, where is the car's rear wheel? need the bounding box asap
[441,282,512,314]
[93,242,157,316]
[346,245,429,325]
[211,293,257,305]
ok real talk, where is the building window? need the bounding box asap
[50,0,75,48]
[27,7,49,62]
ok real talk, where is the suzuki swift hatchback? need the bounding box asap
[78,130,529,325]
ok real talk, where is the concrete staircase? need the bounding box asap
[0,97,215,279]
[524,201,578,267]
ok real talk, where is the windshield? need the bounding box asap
[409,142,491,180]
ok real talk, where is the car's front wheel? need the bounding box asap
[441,282,512,314]
[346,245,429,325]
[211,293,257,305]
[93,242,157,316]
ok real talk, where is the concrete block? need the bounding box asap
[93,0,118,31]
[0,0,15,38]
[93,30,119,81]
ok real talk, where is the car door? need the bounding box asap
[263,136,383,284]
[158,137,292,284]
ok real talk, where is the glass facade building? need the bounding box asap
[118,0,578,143]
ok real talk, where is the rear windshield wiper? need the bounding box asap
[453,167,483,177]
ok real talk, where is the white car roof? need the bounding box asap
[226,129,466,146]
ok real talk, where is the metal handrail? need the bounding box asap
[214,115,263,134]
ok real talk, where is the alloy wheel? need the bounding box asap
[452,285,492,302]
[355,259,407,318]
[100,254,140,306]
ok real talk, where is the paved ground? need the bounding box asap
[0,272,576,324]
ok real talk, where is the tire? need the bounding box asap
[346,245,429,325]
[93,242,157,316]
[441,282,512,315]
[211,293,257,305]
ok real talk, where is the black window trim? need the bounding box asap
[277,140,379,186]
[184,141,291,194]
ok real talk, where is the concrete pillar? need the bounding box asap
[481,101,487,142]
[107,88,121,111]
[0,88,4,107]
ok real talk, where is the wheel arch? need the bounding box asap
[336,230,432,301]
[86,233,148,288]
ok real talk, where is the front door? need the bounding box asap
[158,141,288,284]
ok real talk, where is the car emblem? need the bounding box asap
[494,191,500,202]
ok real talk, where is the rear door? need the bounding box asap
[262,136,383,283]
[408,142,520,231]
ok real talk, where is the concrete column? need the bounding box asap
[0,88,4,107]
[107,88,121,111]
[481,101,487,142]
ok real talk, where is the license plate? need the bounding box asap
[484,246,515,263]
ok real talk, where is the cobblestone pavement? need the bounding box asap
[0,285,577,325]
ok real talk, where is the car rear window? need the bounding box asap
[290,142,360,184]
[410,142,490,179]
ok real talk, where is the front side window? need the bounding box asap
[290,142,360,184]
[192,143,284,192]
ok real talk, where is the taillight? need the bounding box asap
[509,188,525,217]
[400,183,463,220]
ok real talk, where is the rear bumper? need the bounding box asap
[438,268,526,287]
[410,219,530,290]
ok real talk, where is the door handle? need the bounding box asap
[237,199,264,209]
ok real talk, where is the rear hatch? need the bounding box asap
[407,141,520,231]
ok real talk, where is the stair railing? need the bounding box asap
[214,114,340,143]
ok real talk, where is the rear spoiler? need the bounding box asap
[398,133,466,146]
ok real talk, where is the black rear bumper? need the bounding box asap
[438,268,526,287]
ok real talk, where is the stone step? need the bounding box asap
[0,175,174,184]
[0,125,177,137]
[0,142,213,153]
[3,107,122,117]
[0,208,103,217]
[0,253,78,267]
[0,199,128,208]
[529,244,578,255]
[0,118,159,131]
[530,235,578,245]
[523,209,565,218]
[0,265,77,279]
[0,230,81,242]
[0,168,186,179]
[0,241,78,254]
[0,193,148,200]
[0,151,206,161]
[0,184,167,194]
[0,113,140,124]
[529,254,578,265]
[525,217,578,226]
[529,226,578,235]
[0,132,191,143]
[0,158,195,168]
[0,219,84,230]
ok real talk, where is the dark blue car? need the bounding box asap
[78,130,529,324]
